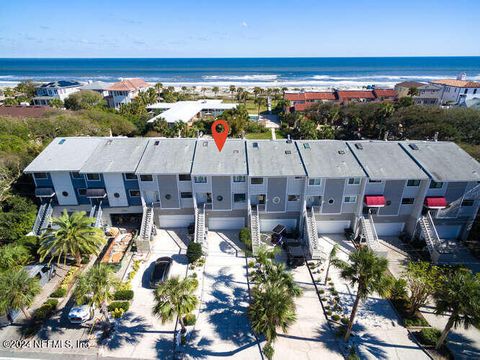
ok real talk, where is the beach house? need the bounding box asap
[106,78,150,109]
[32,80,81,105]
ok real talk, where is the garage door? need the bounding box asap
[374,222,404,237]
[208,217,245,230]
[317,221,351,234]
[260,219,297,232]
[159,215,194,228]
[436,225,462,239]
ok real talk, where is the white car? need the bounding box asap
[68,305,94,324]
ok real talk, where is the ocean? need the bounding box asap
[1,57,480,89]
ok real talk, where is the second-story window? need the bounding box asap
[309,178,321,186]
[429,181,443,189]
[194,176,207,183]
[86,173,100,181]
[34,172,48,179]
[179,174,191,181]
[348,178,361,185]
[140,175,153,182]
[407,179,420,186]
[71,172,83,179]
[124,173,137,181]
[251,177,263,185]
[233,176,246,183]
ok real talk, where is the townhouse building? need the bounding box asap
[24,137,480,264]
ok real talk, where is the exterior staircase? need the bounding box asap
[194,204,207,251]
[303,207,324,259]
[32,200,53,236]
[139,205,154,241]
[89,202,104,228]
[360,213,386,256]
[249,205,261,255]
[418,212,443,264]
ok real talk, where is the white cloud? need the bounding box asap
[241,21,248,28]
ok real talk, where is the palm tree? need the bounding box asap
[212,86,219,97]
[254,97,266,116]
[38,210,106,266]
[407,87,419,97]
[154,82,163,94]
[253,87,263,100]
[229,85,236,100]
[433,268,480,350]
[324,244,339,285]
[0,268,41,319]
[153,276,198,334]
[249,282,296,359]
[333,247,390,341]
[75,264,119,321]
[201,87,207,99]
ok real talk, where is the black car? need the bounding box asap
[149,257,173,288]
[286,242,305,267]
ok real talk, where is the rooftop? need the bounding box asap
[136,138,196,175]
[348,141,428,180]
[247,140,306,177]
[431,79,480,88]
[38,80,82,89]
[400,141,480,182]
[24,137,103,173]
[80,81,111,91]
[337,90,376,100]
[192,139,247,175]
[373,89,398,98]
[108,78,150,91]
[296,140,365,178]
[395,81,426,88]
[80,138,148,174]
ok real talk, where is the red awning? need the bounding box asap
[364,195,386,207]
[424,197,447,209]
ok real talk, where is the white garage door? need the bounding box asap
[159,215,194,228]
[208,217,245,230]
[436,225,462,239]
[374,222,404,237]
[260,219,297,232]
[317,221,351,234]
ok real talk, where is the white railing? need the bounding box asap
[437,183,480,218]
[194,204,207,248]
[360,214,381,252]
[89,205,97,219]
[304,206,323,259]
[250,205,261,255]
[39,202,53,233]
[32,202,48,235]
[139,205,154,241]
[418,213,442,263]
[94,203,103,228]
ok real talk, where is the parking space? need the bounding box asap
[101,228,189,360]
[184,231,261,359]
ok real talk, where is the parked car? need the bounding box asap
[286,242,305,267]
[271,224,286,244]
[149,257,173,288]
[68,305,94,324]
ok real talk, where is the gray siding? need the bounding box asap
[158,175,180,208]
[321,179,344,214]
[212,176,231,210]
[379,180,406,216]
[445,182,467,202]
[266,177,287,212]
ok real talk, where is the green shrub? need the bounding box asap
[187,242,203,264]
[331,314,341,321]
[347,346,360,360]
[114,289,134,301]
[33,299,58,321]
[50,287,67,298]
[111,308,124,319]
[404,317,429,327]
[44,299,59,308]
[318,289,325,295]
[248,260,255,268]
[324,305,330,310]
[321,297,327,301]
[239,228,252,250]
[183,313,197,326]
[341,317,349,325]
[389,278,408,300]
[331,290,339,296]
[326,310,332,316]
[107,301,130,312]
[190,272,198,278]
[418,328,442,346]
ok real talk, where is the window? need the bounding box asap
[407,180,420,187]
[129,190,140,197]
[71,172,83,179]
[216,195,223,201]
[348,178,361,185]
[369,179,382,183]
[140,175,153,182]
[294,176,303,180]
[251,177,263,185]
[194,176,207,183]
[474,89,478,95]
[272,196,281,204]
[288,195,300,202]
[303,143,310,149]
[328,198,335,204]
[86,173,100,181]
[464,89,468,94]
[78,188,86,196]
[234,193,246,203]
[429,181,443,189]
[179,174,191,181]
[62,191,69,197]
[114,192,120,198]
[165,194,171,200]
[34,172,48,179]
[462,199,474,207]
[309,178,321,186]
[181,192,193,199]
[402,198,415,205]
[124,173,137,180]
[344,196,357,203]
[233,176,246,183]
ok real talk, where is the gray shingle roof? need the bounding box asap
[192,139,247,175]
[24,137,103,173]
[348,141,428,180]
[400,141,480,182]
[136,138,196,175]
[296,140,365,178]
[247,140,306,177]
[80,138,148,174]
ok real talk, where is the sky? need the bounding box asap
[0,0,479,58]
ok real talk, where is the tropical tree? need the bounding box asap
[253,87,263,100]
[49,98,64,108]
[407,87,419,96]
[0,268,41,319]
[154,82,163,94]
[201,87,207,99]
[229,85,236,100]
[38,210,106,266]
[333,247,390,340]
[324,244,339,285]
[64,90,106,110]
[403,261,441,315]
[153,276,199,334]
[212,86,219,97]
[433,268,480,350]
[75,264,119,321]
[0,243,32,270]
[254,96,266,116]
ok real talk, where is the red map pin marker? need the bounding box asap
[211,119,229,152]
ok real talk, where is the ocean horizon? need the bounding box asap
[1,57,480,89]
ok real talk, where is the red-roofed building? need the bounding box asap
[106,78,151,108]
[337,90,376,103]
[284,91,337,112]
[373,89,398,100]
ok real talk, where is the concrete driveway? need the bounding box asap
[100,228,189,360]
[184,231,262,359]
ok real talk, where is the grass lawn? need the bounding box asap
[275,130,286,139]
[245,132,272,140]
